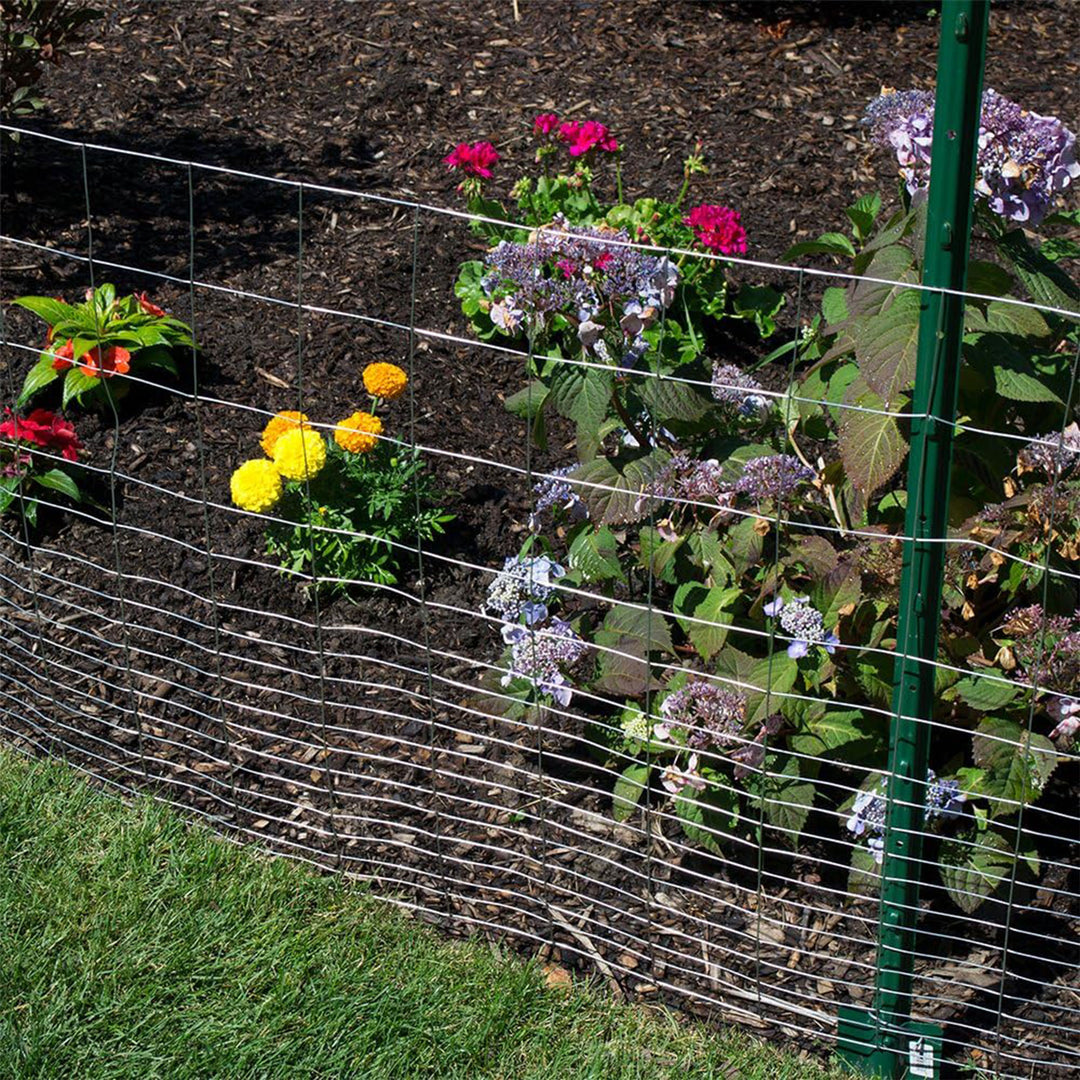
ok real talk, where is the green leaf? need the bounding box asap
[572,449,670,526]
[848,845,881,897]
[568,526,624,583]
[853,287,921,405]
[61,369,101,409]
[599,603,674,655]
[838,378,907,495]
[782,233,856,261]
[846,193,882,243]
[821,286,849,327]
[12,295,77,326]
[504,382,549,420]
[846,244,918,319]
[637,526,683,584]
[947,675,1021,712]
[32,469,80,502]
[637,376,711,425]
[731,284,784,337]
[964,299,1050,338]
[592,603,674,698]
[938,830,1015,914]
[964,260,1015,298]
[972,717,1058,815]
[788,709,887,764]
[17,353,60,407]
[612,764,650,822]
[965,333,1066,405]
[726,515,765,574]
[996,228,1080,319]
[749,755,815,842]
[682,583,741,660]
[548,364,613,427]
[674,784,740,855]
[745,652,799,725]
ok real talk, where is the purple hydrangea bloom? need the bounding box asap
[655,680,747,752]
[924,769,967,821]
[650,452,730,506]
[846,779,888,864]
[530,465,588,531]
[711,362,770,416]
[501,617,588,706]
[1017,423,1080,478]
[764,595,839,659]
[485,554,566,624]
[864,87,1080,226]
[735,455,815,503]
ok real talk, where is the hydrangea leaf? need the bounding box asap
[572,449,669,525]
[503,381,549,420]
[747,755,815,844]
[838,377,907,495]
[938,829,1016,914]
[568,526,624,584]
[848,844,881,897]
[637,375,711,425]
[996,228,1080,320]
[945,675,1021,712]
[788,709,887,765]
[674,784,739,856]
[972,717,1058,816]
[612,764,650,823]
[852,286,921,405]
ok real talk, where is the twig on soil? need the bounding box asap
[548,903,624,998]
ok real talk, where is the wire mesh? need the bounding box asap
[1,123,1078,1078]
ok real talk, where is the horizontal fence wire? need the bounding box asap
[1,124,1078,1078]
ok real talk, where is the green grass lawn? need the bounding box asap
[0,749,845,1079]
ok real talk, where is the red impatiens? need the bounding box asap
[137,292,167,317]
[683,204,748,256]
[0,408,81,461]
[45,326,75,371]
[78,344,132,378]
[443,141,500,179]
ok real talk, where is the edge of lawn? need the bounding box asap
[0,747,848,1079]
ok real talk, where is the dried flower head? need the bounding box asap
[656,680,747,752]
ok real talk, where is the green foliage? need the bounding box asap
[265,441,452,591]
[14,284,194,409]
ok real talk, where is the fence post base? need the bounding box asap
[838,1006,943,1079]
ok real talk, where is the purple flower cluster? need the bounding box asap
[711,362,770,416]
[735,455,816,503]
[655,680,747,752]
[482,216,679,365]
[864,87,1080,226]
[651,453,727,505]
[846,771,966,864]
[485,554,566,625]
[501,617,588,707]
[530,465,588,531]
[764,595,838,659]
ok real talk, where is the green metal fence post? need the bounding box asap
[838,2,990,1076]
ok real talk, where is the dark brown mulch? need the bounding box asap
[2,2,1079,1076]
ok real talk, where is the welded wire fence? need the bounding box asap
[0,124,1078,1079]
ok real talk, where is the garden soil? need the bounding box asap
[1,2,1078,1075]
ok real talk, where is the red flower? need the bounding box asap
[683,204,748,256]
[79,344,131,379]
[0,408,81,461]
[533,113,560,137]
[49,338,75,371]
[137,292,167,317]
[558,120,618,157]
[443,141,500,179]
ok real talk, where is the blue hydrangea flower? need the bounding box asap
[501,617,588,706]
[485,554,566,624]
[764,595,839,658]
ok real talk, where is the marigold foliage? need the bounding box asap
[362,363,408,401]
[272,428,327,481]
[260,410,309,456]
[334,411,383,454]
[230,458,283,513]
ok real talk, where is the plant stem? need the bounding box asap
[610,386,648,448]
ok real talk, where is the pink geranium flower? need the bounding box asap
[559,120,618,157]
[443,141,500,179]
[683,204,748,256]
[533,113,559,136]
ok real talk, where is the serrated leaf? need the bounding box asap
[848,844,881,897]
[938,830,1015,914]
[675,583,740,660]
[674,784,739,855]
[972,717,1058,815]
[996,228,1080,319]
[964,299,1050,338]
[572,449,670,525]
[749,755,815,842]
[814,558,862,628]
[838,378,907,495]
[726,515,765,574]
[853,287,921,405]
[637,375,711,425]
[948,675,1021,712]
[549,363,613,428]
[600,603,675,655]
[612,764,650,822]
[965,259,1015,298]
[568,526,624,583]
[782,233,856,261]
[637,525,682,584]
[745,652,798,724]
[504,382,549,419]
[846,244,917,319]
[788,709,887,764]
[792,535,839,577]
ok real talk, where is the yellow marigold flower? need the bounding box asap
[230,459,283,513]
[272,427,327,480]
[362,362,408,401]
[260,410,309,456]
[334,411,383,454]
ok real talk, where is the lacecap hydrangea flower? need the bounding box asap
[271,427,327,481]
[485,554,566,625]
[260,410,310,457]
[501,617,588,706]
[230,458,284,513]
[764,595,839,659]
[362,362,408,402]
[334,411,383,454]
